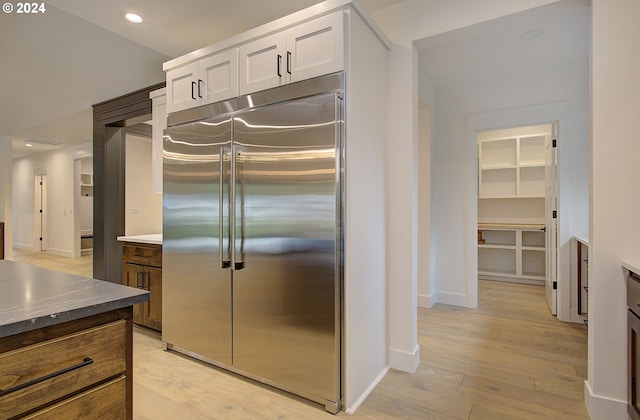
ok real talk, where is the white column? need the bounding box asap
[387,43,419,373]
[588,0,640,417]
[0,136,13,260]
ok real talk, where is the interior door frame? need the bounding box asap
[92,82,164,283]
[73,154,92,258]
[544,123,559,314]
[33,169,47,251]
[465,102,570,320]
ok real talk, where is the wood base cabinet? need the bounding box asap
[122,243,162,331]
[0,308,133,419]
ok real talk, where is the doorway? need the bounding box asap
[73,156,94,257]
[476,123,557,314]
[34,173,47,251]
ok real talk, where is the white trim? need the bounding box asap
[418,292,436,308]
[389,344,420,373]
[12,242,33,250]
[46,247,73,258]
[584,380,627,419]
[344,366,390,414]
[436,291,468,307]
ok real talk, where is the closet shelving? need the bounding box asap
[478,224,546,284]
[478,134,546,199]
[80,173,93,197]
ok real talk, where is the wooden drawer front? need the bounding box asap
[123,244,162,267]
[23,375,126,419]
[0,320,126,419]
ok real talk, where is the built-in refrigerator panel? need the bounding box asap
[162,116,233,365]
[232,93,341,405]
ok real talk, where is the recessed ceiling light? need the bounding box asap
[24,143,33,147]
[520,29,543,41]
[124,12,143,24]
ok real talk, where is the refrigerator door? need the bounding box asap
[163,115,233,365]
[232,93,341,405]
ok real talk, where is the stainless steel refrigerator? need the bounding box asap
[162,73,343,412]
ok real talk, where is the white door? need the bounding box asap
[544,124,558,314]
[35,174,47,251]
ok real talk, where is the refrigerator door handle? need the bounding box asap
[232,148,245,270]
[220,147,231,269]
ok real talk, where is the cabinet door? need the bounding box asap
[144,267,162,331]
[166,62,198,114]
[286,11,344,83]
[122,263,145,326]
[199,49,238,105]
[238,31,287,95]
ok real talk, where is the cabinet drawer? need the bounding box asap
[122,244,162,267]
[0,321,126,419]
[23,375,126,419]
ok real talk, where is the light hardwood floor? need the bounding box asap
[11,249,589,419]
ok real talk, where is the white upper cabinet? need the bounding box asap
[166,49,238,114]
[165,9,346,112]
[239,11,344,95]
[238,32,287,95]
[286,11,344,83]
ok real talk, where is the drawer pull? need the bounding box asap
[0,357,93,397]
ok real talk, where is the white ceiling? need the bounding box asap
[415,0,590,87]
[2,0,404,158]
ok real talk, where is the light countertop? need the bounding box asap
[622,259,640,275]
[478,223,545,230]
[0,260,149,338]
[574,235,589,245]
[117,234,162,245]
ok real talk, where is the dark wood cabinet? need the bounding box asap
[122,243,162,331]
[0,308,133,419]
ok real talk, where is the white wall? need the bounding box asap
[370,0,566,371]
[588,0,640,417]
[417,98,432,308]
[418,71,437,308]
[343,8,390,411]
[12,143,92,257]
[125,134,162,235]
[0,137,12,260]
[79,157,93,235]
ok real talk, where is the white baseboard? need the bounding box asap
[389,344,420,373]
[435,291,467,307]
[46,248,74,258]
[345,366,390,414]
[418,292,436,308]
[584,380,627,419]
[13,242,33,250]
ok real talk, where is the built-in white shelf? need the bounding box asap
[80,173,93,197]
[478,224,546,284]
[478,134,548,199]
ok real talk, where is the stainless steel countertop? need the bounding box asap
[0,260,149,338]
